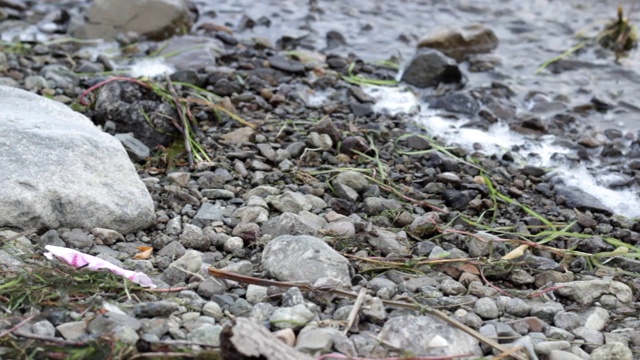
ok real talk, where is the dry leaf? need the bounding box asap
[502,244,529,260]
[134,246,153,260]
[459,263,480,275]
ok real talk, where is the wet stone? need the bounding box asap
[134,301,179,318]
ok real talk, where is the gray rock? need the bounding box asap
[555,186,612,215]
[60,229,93,251]
[40,64,78,89]
[401,49,462,88]
[267,191,313,213]
[332,182,360,202]
[31,320,56,337]
[430,93,479,116]
[201,189,235,199]
[71,0,191,41]
[308,132,333,151]
[582,307,609,331]
[296,327,338,354]
[230,206,269,226]
[590,343,632,360]
[556,279,613,305]
[246,284,269,304]
[474,298,499,319]
[549,350,584,360]
[197,277,227,298]
[134,300,179,318]
[362,197,403,215]
[530,301,564,323]
[362,296,386,323]
[440,278,466,295]
[223,236,244,253]
[325,221,356,237]
[229,298,253,317]
[333,171,369,192]
[572,326,604,347]
[179,224,211,250]
[554,311,581,331]
[261,212,326,237]
[262,235,352,286]
[113,325,140,344]
[250,302,275,323]
[91,227,124,246]
[202,301,223,320]
[534,340,571,355]
[114,133,150,162]
[269,304,315,329]
[187,324,222,346]
[268,55,305,74]
[56,321,87,340]
[435,171,463,187]
[378,315,482,357]
[161,250,202,285]
[505,298,532,317]
[417,24,499,61]
[366,228,410,255]
[192,203,224,228]
[510,336,538,360]
[0,86,155,234]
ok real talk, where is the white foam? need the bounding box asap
[124,58,175,78]
[361,85,640,219]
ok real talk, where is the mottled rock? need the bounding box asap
[262,235,352,286]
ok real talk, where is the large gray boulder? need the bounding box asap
[70,0,192,41]
[0,86,155,234]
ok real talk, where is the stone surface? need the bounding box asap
[262,235,352,286]
[378,315,482,357]
[71,0,192,41]
[401,48,463,88]
[555,186,612,215]
[0,86,155,234]
[418,24,499,61]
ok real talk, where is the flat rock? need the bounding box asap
[555,186,612,215]
[70,0,192,41]
[158,35,224,71]
[418,24,499,61]
[0,86,155,234]
[262,235,352,286]
[379,315,482,357]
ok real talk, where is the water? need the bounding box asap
[362,85,640,219]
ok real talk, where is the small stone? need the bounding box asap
[202,301,223,320]
[187,324,222,347]
[134,301,179,318]
[179,224,211,250]
[192,203,224,227]
[32,320,56,337]
[56,321,87,340]
[474,298,499,319]
[91,228,124,246]
[269,304,315,330]
[590,342,632,360]
[168,172,191,187]
[223,236,244,253]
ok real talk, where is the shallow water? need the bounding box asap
[362,85,640,219]
[207,0,640,131]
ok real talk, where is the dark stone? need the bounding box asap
[429,93,479,116]
[267,55,305,74]
[341,136,370,156]
[170,70,205,87]
[93,81,177,148]
[522,165,547,177]
[554,186,612,215]
[213,78,242,96]
[442,189,478,211]
[215,32,238,45]
[350,102,373,117]
[401,48,463,88]
[311,117,341,144]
